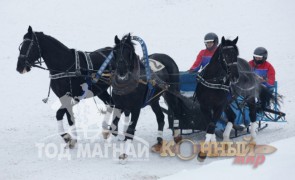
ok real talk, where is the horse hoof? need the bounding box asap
[243,136,257,146]
[112,132,118,137]
[119,154,128,164]
[102,130,110,139]
[249,140,256,147]
[197,151,207,162]
[151,143,162,153]
[69,139,77,149]
[62,133,71,143]
[174,135,182,144]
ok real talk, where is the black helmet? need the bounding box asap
[253,47,268,64]
[204,32,218,50]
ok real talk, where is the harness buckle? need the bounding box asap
[75,69,81,76]
[149,79,157,86]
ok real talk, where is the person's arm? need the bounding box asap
[189,50,203,72]
[263,64,275,87]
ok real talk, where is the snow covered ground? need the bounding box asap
[1,0,295,179]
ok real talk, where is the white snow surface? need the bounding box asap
[1,0,295,179]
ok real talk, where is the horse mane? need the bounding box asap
[210,45,221,63]
[120,34,136,50]
[36,32,70,51]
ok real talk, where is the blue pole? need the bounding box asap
[131,36,151,82]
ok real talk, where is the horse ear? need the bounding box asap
[115,35,120,44]
[28,26,33,34]
[221,36,225,44]
[127,33,131,42]
[233,36,238,45]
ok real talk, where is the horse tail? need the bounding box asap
[259,84,283,110]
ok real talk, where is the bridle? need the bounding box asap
[18,31,43,69]
[219,45,238,76]
[196,44,239,92]
[113,39,135,75]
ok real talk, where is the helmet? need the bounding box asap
[204,32,218,50]
[253,47,268,64]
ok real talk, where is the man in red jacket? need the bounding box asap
[249,47,276,90]
[189,32,218,72]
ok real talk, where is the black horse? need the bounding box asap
[109,34,181,162]
[16,26,124,147]
[194,36,278,161]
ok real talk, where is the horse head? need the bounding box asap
[111,34,140,95]
[219,36,239,83]
[220,37,260,97]
[16,26,42,74]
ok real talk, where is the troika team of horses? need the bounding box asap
[16,26,282,163]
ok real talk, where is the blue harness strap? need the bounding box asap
[92,51,114,83]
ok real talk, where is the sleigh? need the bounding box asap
[168,71,287,138]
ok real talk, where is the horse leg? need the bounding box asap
[223,105,236,141]
[197,105,212,162]
[109,107,122,137]
[164,93,182,143]
[119,108,141,164]
[101,105,113,138]
[150,99,165,153]
[123,111,131,131]
[119,111,131,141]
[56,107,77,149]
[96,92,115,139]
[56,108,68,141]
[111,110,131,141]
[65,106,78,149]
[247,97,257,143]
[198,105,224,162]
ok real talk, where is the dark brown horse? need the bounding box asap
[109,34,181,163]
[16,26,121,147]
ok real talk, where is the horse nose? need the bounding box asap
[16,60,23,73]
[16,57,26,73]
